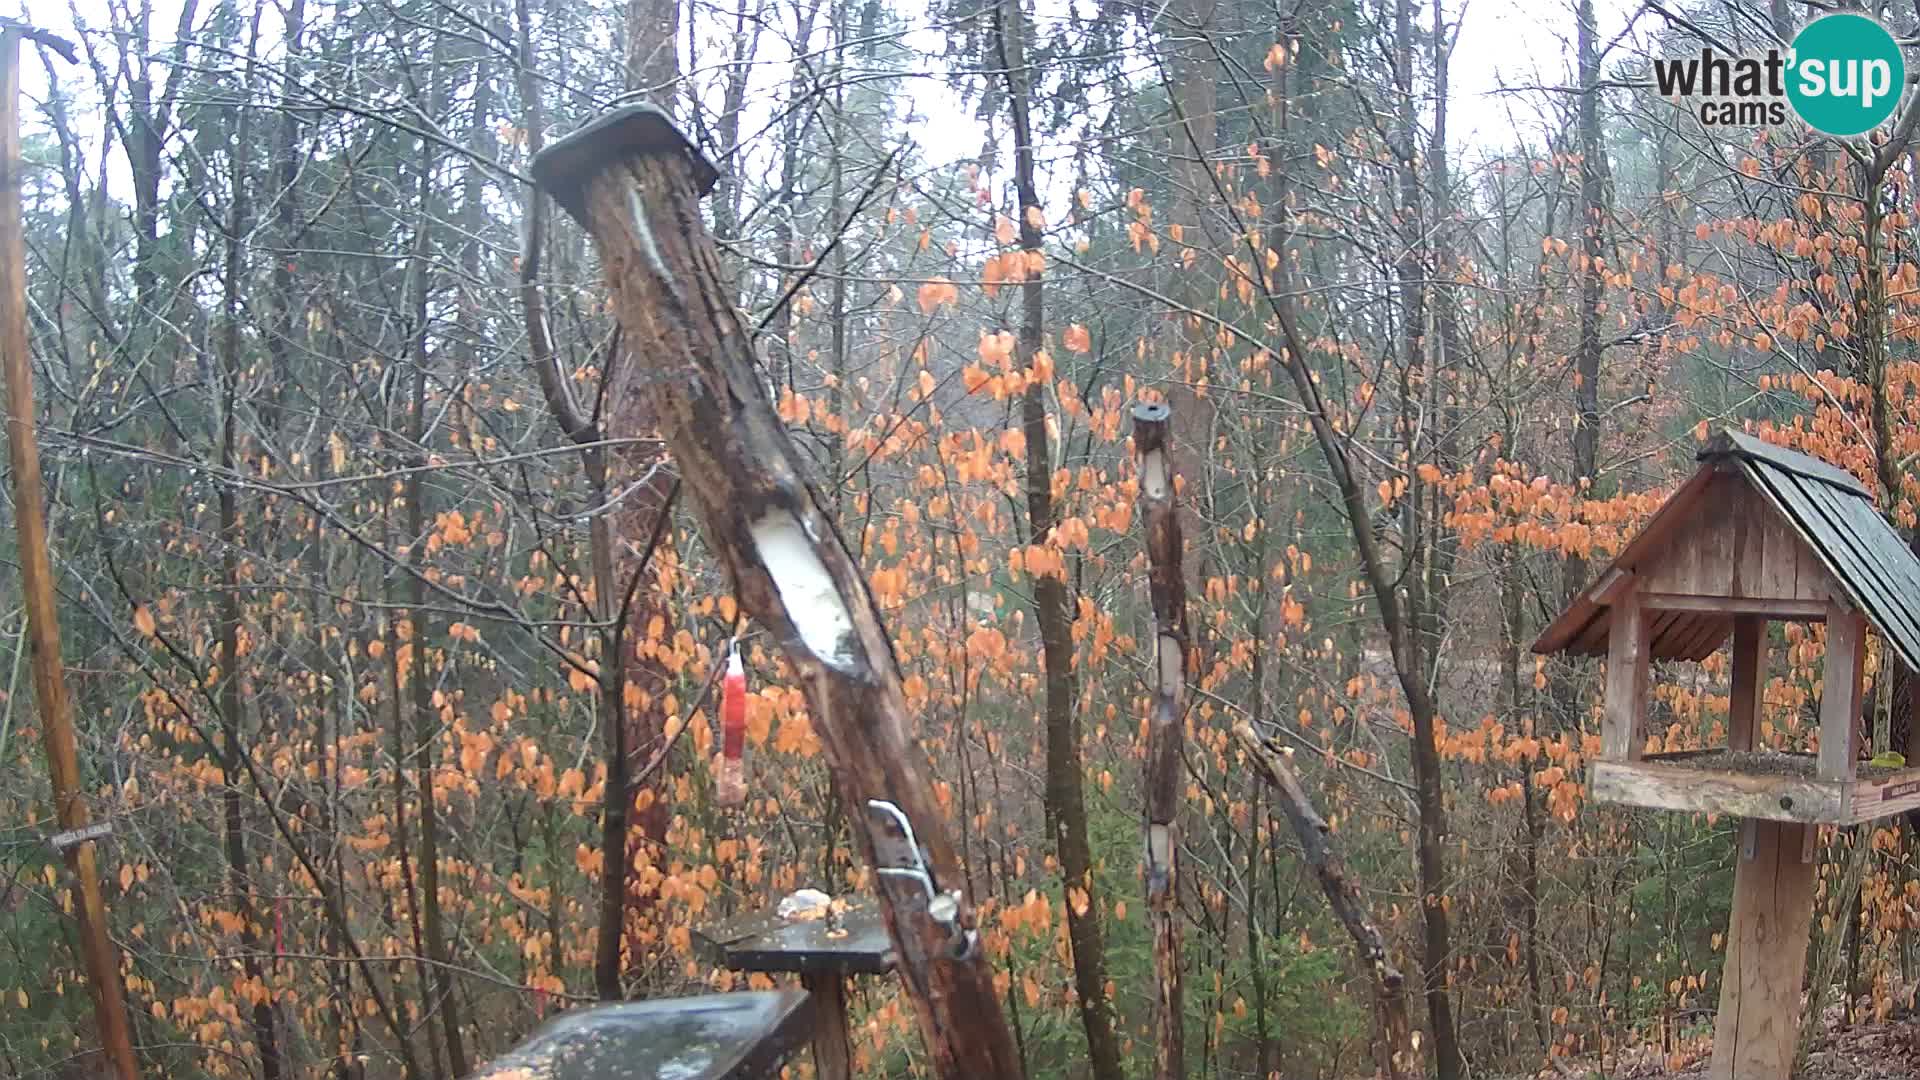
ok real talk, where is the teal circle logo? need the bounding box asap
[1787,14,1906,137]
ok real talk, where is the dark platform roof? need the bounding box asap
[1534,428,1920,674]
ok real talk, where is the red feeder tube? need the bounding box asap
[717,643,747,806]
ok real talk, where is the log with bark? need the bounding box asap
[529,103,1024,1080]
[1232,720,1417,1079]
[1133,402,1186,1079]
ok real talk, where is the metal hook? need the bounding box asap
[867,798,977,961]
[866,798,937,903]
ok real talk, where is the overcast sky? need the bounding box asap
[18,0,1641,213]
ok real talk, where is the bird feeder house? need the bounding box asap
[1536,429,1920,1080]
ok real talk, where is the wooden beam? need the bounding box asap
[1638,594,1827,619]
[1604,587,1651,760]
[1709,820,1816,1080]
[1818,602,1866,782]
[1728,617,1766,752]
[1590,761,1848,823]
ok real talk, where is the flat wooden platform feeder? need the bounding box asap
[695,899,895,1080]
[1535,429,1920,1080]
[1593,749,1920,824]
[469,990,814,1080]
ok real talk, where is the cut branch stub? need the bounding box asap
[1132,401,1186,1080]
[530,104,1024,1079]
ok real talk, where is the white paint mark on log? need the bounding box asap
[750,509,856,669]
[1157,634,1183,699]
[626,186,674,285]
[1141,448,1168,500]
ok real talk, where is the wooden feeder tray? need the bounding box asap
[1592,749,1920,824]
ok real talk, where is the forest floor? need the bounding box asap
[1585,1008,1920,1078]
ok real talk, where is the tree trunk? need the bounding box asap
[530,105,1025,1079]
[996,2,1124,1075]
[215,14,281,1077]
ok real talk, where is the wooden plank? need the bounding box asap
[1681,611,1743,661]
[1818,603,1866,782]
[1637,594,1827,619]
[1728,617,1765,752]
[1730,490,1763,597]
[1756,502,1804,600]
[1604,588,1651,760]
[1644,608,1683,662]
[1708,820,1816,1080]
[1590,761,1849,823]
[1849,766,1920,823]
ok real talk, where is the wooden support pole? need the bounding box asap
[1131,402,1185,1079]
[1728,616,1765,752]
[0,24,140,1080]
[1709,820,1816,1080]
[1233,723,1416,1078]
[800,972,853,1080]
[1603,586,1650,760]
[530,105,1023,1079]
[1907,641,1920,765]
[1819,601,1866,781]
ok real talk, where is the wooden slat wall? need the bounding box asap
[1637,475,1835,604]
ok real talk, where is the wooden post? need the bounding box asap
[530,105,1023,1079]
[2,26,143,1080]
[1709,820,1816,1080]
[1132,402,1185,1079]
[1819,600,1865,781]
[1603,586,1650,760]
[1728,616,1765,752]
[0,23,140,1080]
[800,972,853,1080]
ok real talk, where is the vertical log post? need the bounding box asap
[0,23,141,1080]
[800,972,853,1080]
[1132,403,1185,1079]
[1602,587,1650,760]
[1819,600,1866,782]
[1709,820,1816,1080]
[1727,616,1765,752]
[530,104,1024,1079]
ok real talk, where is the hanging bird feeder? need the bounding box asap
[717,640,748,807]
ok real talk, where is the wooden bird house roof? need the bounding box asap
[1534,429,1920,672]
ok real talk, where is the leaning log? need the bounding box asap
[1232,721,1416,1078]
[1132,403,1186,1078]
[530,104,1024,1079]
